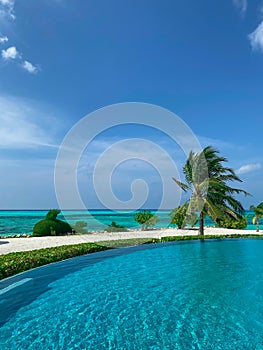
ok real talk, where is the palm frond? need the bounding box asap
[172,178,189,192]
[204,198,225,221]
[172,145,249,231]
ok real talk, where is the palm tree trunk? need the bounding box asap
[199,211,204,236]
[256,219,259,232]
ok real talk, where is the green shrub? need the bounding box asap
[170,203,198,229]
[33,209,72,236]
[0,243,109,280]
[216,216,247,229]
[2,234,263,280]
[50,226,56,236]
[106,221,127,232]
[46,209,61,220]
[72,221,88,234]
[134,210,158,230]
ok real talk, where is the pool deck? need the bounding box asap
[0,227,262,255]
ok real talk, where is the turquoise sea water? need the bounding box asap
[1,239,263,349]
[0,210,260,236]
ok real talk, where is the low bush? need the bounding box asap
[0,243,109,280]
[106,221,128,232]
[2,234,263,280]
[33,209,72,236]
[216,216,247,229]
[134,210,158,230]
[72,221,89,234]
[153,233,263,243]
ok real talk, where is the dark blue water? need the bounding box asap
[0,239,263,349]
[0,210,259,236]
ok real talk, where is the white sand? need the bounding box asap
[0,227,262,255]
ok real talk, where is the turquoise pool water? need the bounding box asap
[1,239,263,349]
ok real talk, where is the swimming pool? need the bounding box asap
[1,239,263,349]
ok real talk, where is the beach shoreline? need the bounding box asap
[0,227,262,255]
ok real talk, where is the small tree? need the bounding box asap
[72,221,88,234]
[250,202,263,232]
[170,203,198,229]
[134,210,158,230]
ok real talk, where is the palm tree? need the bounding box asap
[250,203,263,232]
[173,146,249,236]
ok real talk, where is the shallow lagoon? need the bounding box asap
[0,210,259,236]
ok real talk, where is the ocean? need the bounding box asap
[0,210,260,237]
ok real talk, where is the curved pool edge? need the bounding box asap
[1,236,261,287]
[0,237,261,328]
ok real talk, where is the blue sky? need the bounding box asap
[0,0,262,209]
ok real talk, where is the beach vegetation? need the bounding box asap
[250,202,263,232]
[46,209,61,220]
[106,221,128,232]
[170,203,198,229]
[0,243,109,280]
[72,221,89,234]
[134,210,158,230]
[215,215,247,229]
[173,146,249,236]
[2,235,263,280]
[33,209,72,236]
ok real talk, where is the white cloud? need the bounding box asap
[0,0,13,4]
[0,95,59,149]
[0,35,8,44]
[0,0,15,20]
[21,60,39,74]
[232,0,247,15]
[1,45,19,60]
[0,1,40,73]
[248,21,263,52]
[1,47,40,74]
[236,163,261,175]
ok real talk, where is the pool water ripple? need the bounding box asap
[1,240,263,349]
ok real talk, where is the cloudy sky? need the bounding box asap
[0,0,262,209]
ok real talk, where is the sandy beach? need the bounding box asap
[0,227,262,255]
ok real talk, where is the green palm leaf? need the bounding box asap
[172,145,249,235]
[172,178,189,192]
